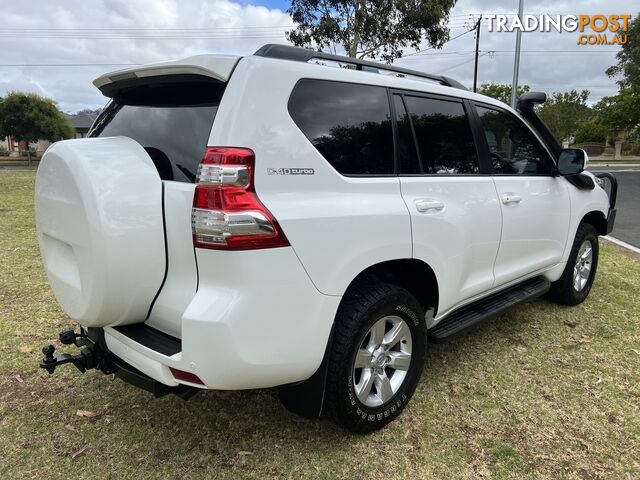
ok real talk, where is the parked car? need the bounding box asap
[35,44,616,432]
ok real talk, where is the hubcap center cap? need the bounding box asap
[372,348,387,367]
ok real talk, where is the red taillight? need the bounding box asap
[191,147,289,250]
[169,367,204,385]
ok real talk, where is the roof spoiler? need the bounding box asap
[516,91,561,157]
[93,55,240,97]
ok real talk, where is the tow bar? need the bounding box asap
[39,327,199,400]
[39,328,113,375]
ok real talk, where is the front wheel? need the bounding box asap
[324,282,427,433]
[548,223,599,306]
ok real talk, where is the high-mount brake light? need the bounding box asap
[191,147,289,250]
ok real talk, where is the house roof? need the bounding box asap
[64,112,98,130]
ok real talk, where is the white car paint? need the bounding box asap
[35,52,612,392]
[492,176,570,286]
[35,137,165,327]
[399,176,502,314]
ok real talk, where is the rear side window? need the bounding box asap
[288,79,394,175]
[89,75,224,182]
[403,96,479,174]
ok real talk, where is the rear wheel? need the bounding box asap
[324,282,427,433]
[548,223,599,306]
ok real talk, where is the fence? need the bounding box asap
[0,150,43,167]
[572,143,606,157]
[571,141,640,161]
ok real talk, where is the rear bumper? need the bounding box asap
[85,328,197,399]
[99,247,341,391]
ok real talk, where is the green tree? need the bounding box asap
[0,92,74,145]
[606,13,640,88]
[596,14,640,135]
[536,90,591,142]
[574,120,609,144]
[477,83,530,105]
[286,0,456,62]
[593,86,640,132]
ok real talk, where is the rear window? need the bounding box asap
[288,79,394,176]
[89,75,224,182]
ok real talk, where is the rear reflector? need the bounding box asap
[192,147,289,250]
[169,367,204,385]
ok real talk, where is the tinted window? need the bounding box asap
[476,106,550,175]
[404,96,479,174]
[89,77,223,182]
[393,94,420,174]
[289,79,394,175]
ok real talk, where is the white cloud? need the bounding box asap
[0,0,292,112]
[0,0,635,111]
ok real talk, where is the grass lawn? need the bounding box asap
[1,170,638,479]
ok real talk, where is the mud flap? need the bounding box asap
[278,324,334,419]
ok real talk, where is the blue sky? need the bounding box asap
[240,0,290,9]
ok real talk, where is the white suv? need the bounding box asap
[35,44,617,432]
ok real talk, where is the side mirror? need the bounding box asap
[557,148,587,176]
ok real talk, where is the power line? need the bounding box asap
[403,49,618,58]
[0,34,287,39]
[404,27,476,57]
[0,63,141,67]
[0,25,295,32]
[437,52,490,74]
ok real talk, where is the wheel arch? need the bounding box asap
[580,210,608,236]
[279,258,439,420]
[341,258,439,317]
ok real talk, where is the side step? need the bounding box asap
[428,277,550,342]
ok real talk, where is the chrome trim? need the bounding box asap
[192,208,275,245]
[196,164,249,187]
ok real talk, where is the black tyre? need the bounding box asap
[548,223,599,306]
[324,282,427,433]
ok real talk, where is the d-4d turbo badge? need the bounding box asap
[267,167,315,175]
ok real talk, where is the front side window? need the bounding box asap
[288,79,394,175]
[403,96,479,174]
[476,106,550,175]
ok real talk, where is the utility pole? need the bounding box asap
[510,0,524,108]
[473,15,482,93]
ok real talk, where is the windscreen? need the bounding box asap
[89,75,224,182]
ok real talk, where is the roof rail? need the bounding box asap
[253,44,467,91]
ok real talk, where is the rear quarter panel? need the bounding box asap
[209,57,412,296]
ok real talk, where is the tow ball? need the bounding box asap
[39,328,106,374]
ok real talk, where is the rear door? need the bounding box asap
[394,93,502,315]
[472,103,570,287]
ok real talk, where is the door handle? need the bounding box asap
[501,193,522,205]
[415,199,445,213]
